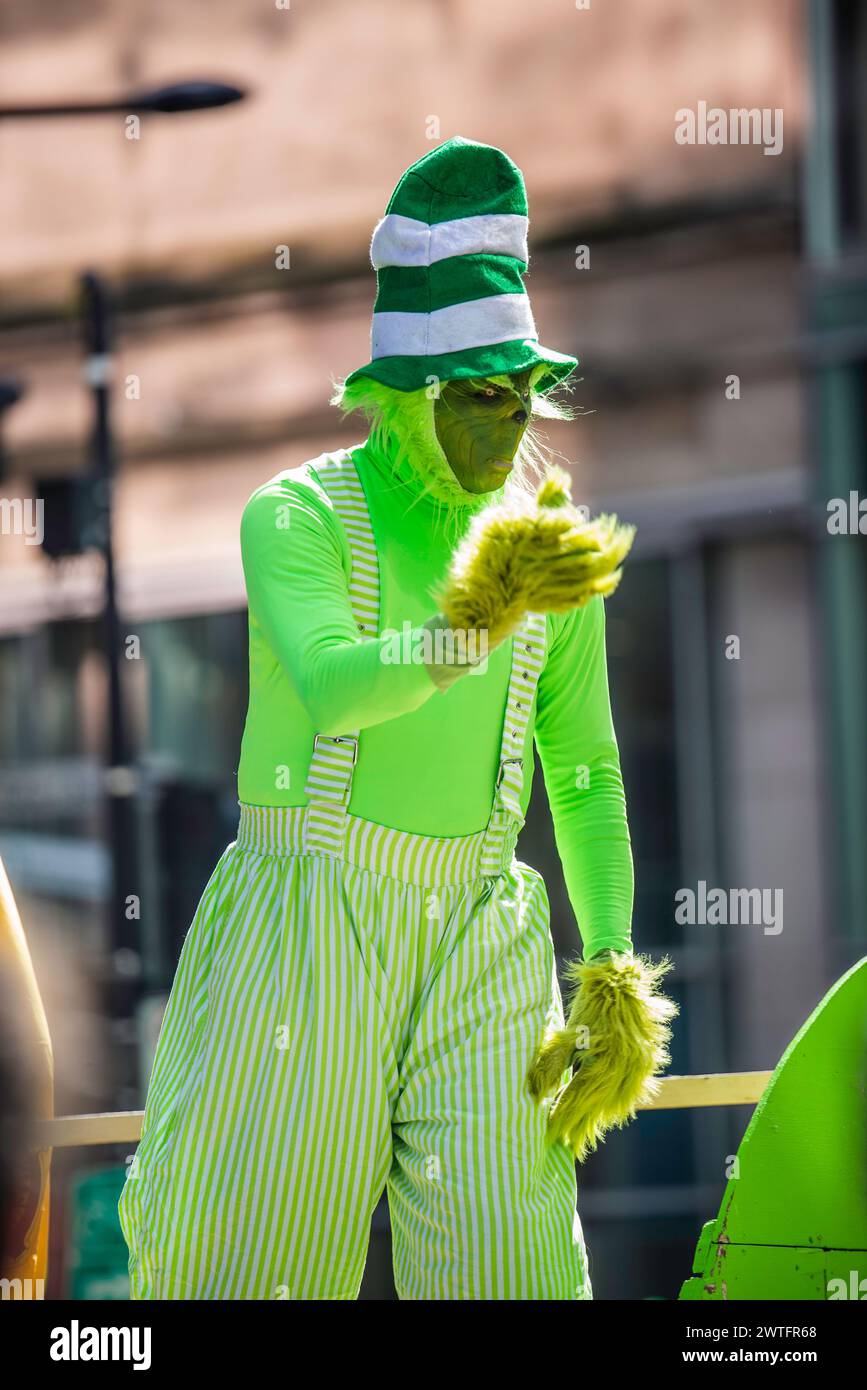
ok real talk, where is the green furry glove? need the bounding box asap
[527,952,678,1162]
[435,466,635,650]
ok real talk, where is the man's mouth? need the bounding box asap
[487,458,514,473]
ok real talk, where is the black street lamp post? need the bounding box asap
[2,77,248,1105]
[79,272,143,1072]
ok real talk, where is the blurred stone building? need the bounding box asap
[0,0,864,1297]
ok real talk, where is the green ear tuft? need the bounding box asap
[536,466,573,509]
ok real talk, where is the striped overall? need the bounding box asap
[118,455,590,1300]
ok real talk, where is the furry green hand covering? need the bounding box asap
[435,467,635,649]
[528,952,678,1162]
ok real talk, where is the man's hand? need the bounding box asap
[527,951,678,1161]
[435,467,635,650]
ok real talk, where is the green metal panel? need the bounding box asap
[680,957,867,1300]
[66,1165,130,1301]
[815,362,867,946]
[805,0,840,262]
[680,1242,827,1301]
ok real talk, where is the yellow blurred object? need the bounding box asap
[0,855,53,1292]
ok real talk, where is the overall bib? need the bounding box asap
[118,455,590,1301]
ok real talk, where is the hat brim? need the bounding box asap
[343,338,578,394]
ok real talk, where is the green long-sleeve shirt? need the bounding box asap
[237,431,634,957]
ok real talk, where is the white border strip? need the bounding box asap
[371,213,529,269]
[371,293,537,358]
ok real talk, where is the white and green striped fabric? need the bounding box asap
[301,454,380,858]
[118,456,590,1300]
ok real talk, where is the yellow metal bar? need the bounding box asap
[34,1111,143,1149]
[649,1070,772,1110]
[33,1071,774,1149]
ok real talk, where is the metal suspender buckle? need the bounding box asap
[496,756,523,788]
[313,733,359,767]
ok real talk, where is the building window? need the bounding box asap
[835,0,867,249]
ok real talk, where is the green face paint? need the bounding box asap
[434,370,532,494]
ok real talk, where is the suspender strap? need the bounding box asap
[479,612,548,877]
[315,464,380,639]
[303,452,379,855]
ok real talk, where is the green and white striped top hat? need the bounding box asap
[344,136,578,394]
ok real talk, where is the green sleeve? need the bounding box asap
[534,595,634,958]
[240,477,438,736]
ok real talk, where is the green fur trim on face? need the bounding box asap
[527,952,678,1162]
[334,377,486,512]
[331,368,570,514]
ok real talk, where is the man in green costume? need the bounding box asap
[119,137,675,1300]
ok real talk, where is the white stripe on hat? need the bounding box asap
[371,213,529,269]
[370,293,537,359]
